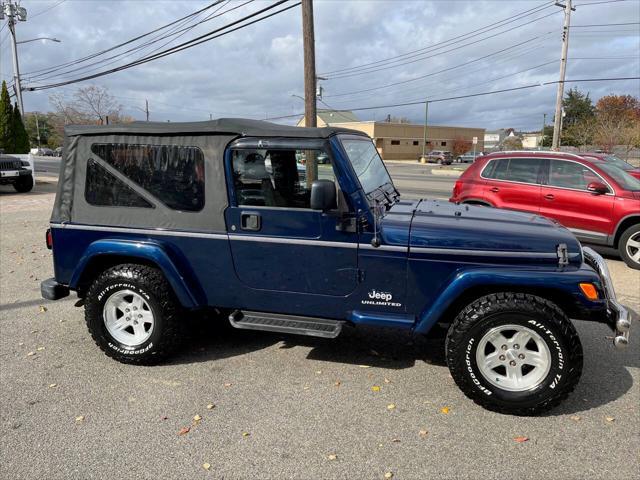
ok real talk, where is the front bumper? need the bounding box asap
[583,247,632,348]
[0,168,31,181]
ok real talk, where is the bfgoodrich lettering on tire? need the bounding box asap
[445,292,583,415]
[85,264,182,364]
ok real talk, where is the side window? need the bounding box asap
[85,159,153,208]
[232,148,336,208]
[484,159,509,179]
[91,143,205,212]
[504,158,542,184]
[548,160,603,191]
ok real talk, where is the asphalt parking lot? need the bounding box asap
[0,165,638,480]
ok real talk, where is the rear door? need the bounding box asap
[539,159,615,242]
[482,157,544,213]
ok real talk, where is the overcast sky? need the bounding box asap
[1,0,638,130]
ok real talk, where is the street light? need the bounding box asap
[17,37,61,44]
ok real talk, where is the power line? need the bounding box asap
[265,76,640,120]
[30,0,67,19]
[319,1,555,77]
[324,33,555,99]
[574,0,637,5]
[571,22,640,26]
[25,1,300,91]
[323,9,560,79]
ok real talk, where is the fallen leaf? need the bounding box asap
[387,403,396,410]
[18,342,24,346]
[202,463,211,471]
[384,378,391,384]
[371,385,381,392]
[242,432,250,437]
[206,404,215,410]
[193,414,202,423]
[570,415,581,422]
[36,346,45,351]
[303,385,310,390]
[38,306,47,313]
[358,365,371,369]
[316,370,322,375]
[26,351,35,357]
[178,426,190,436]
[440,406,450,414]
[605,416,615,423]
[223,383,232,387]
[419,430,428,437]
[327,454,337,461]
[334,381,341,387]
[30,330,38,334]
[161,416,168,421]
[514,436,529,443]
[48,383,57,388]
[391,438,400,443]
[75,415,85,423]
[384,472,394,479]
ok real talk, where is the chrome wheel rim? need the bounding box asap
[103,290,154,346]
[475,324,551,392]
[625,232,640,265]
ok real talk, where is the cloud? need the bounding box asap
[1,0,638,130]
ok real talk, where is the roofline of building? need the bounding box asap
[327,120,485,130]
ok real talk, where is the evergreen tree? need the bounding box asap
[0,81,14,152]
[12,102,30,153]
[562,87,596,146]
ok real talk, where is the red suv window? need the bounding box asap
[548,160,603,191]
[483,158,543,184]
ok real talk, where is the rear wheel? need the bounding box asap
[85,264,182,364]
[13,175,33,192]
[619,224,640,270]
[446,292,582,415]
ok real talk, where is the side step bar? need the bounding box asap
[229,310,344,339]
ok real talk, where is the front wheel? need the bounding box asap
[445,292,583,415]
[619,224,640,270]
[85,264,182,364]
[13,175,33,192]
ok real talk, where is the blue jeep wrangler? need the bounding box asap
[41,119,631,415]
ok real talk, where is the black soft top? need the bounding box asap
[65,117,364,139]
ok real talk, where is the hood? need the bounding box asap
[382,199,582,265]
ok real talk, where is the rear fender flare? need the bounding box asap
[69,239,202,308]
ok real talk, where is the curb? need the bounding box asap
[430,169,462,177]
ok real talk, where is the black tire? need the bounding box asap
[84,263,182,364]
[13,175,33,192]
[445,292,583,415]
[618,224,640,270]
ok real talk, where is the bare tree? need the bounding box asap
[502,136,523,150]
[564,118,596,151]
[49,85,122,125]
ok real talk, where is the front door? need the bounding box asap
[539,159,615,241]
[482,157,544,214]
[225,142,359,296]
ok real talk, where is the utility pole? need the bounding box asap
[551,0,574,150]
[421,101,429,162]
[301,0,317,182]
[35,111,41,149]
[541,112,547,148]
[145,99,149,121]
[2,1,28,116]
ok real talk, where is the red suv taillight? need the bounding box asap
[46,228,52,250]
[452,180,463,199]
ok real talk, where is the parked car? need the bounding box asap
[0,154,34,192]
[583,153,640,180]
[41,119,631,415]
[419,150,452,165]
[450,151,640,269]
[455,151,481,163]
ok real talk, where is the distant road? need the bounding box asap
[30,155,463,200]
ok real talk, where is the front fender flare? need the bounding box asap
[69,239,203,308]
[413,267,602,334]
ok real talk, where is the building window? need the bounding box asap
[390,140,400,145]
[85,159,153,209]
[413,141,419,146]
[90,143,205,212]
[441,141,447,147]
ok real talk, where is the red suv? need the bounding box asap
[450,151,640,269]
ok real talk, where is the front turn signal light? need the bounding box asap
[579,283,599,301]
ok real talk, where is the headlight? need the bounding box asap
[20,160,30,167]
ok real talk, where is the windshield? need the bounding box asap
[599,163,640,191]
[604,155,634,171]
[340,136,393,195]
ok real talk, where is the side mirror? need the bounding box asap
[310,179,337,211]
[587,181,609,195]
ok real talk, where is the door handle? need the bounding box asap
[490,187,500,193]
[544,194,555,200]
[240,212,261,231]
